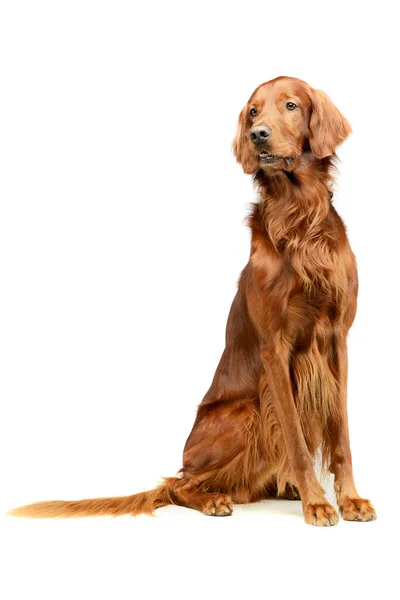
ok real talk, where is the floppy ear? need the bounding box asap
[232,107,247,166]
[309,89,352,159]
[233,107,259,174]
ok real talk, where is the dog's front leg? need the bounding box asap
[328,335,377,522]
[260,344,338,526]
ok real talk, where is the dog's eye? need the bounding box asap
[249,107,257,117]
[286,102,298,111]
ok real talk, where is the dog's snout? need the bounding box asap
[250,125,272,145]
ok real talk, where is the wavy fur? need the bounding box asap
[9,77,375,525]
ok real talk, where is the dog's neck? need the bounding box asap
[252,153,341,291]
[254,153,334,245]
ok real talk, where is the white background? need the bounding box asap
[1,1,399,598]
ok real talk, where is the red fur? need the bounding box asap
[8,77,376,526]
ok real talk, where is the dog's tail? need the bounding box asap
[7,478,177,519]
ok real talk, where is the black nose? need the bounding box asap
[250,125,272,145]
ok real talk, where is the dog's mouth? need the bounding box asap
[259,152,294,166]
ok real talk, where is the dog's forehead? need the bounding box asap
[249,78,311,107]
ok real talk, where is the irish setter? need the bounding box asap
[9,76,376,526]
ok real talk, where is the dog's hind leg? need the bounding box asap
[170,475,233,516]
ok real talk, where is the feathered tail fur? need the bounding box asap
[7,478,177,518]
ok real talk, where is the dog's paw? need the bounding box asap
[203,494,233,517]
[304,502,339,526]
[340,498,377,522]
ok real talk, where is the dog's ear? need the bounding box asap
[233,107,259,174]
[309,89,352,159]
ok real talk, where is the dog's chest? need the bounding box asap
[283,282,338,350]
[251,238,348,342]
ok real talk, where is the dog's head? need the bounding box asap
[233,76,352,174]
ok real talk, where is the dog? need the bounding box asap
[9,76,376,526]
